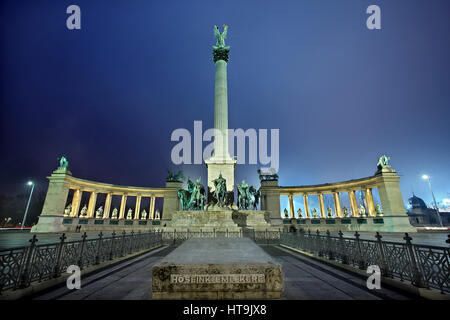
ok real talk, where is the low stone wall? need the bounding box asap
[283,216,415,233]
[32,216,163,233]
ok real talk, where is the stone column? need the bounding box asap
[375,168,416,232]
[260,180,282,226]
[150,196,156,219]
[318,194,325,218]
[349,190,358,217]
[31,167,73,233]
[364,188,376,217]
[87,191,97,218]
[119,194,127,219]
[103,193,112,218]
[70,189,82,217]
[333,192,342,217]
[162,181,183,222]
[288,194,295,218]
[303,195,310,218]
[134,196,142,220]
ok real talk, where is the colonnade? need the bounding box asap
[286,188,379,219]
[68,189,159,220]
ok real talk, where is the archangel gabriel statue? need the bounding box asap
[213,24,229,49]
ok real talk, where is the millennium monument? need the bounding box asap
[31,26,416,234]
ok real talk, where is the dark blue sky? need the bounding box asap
[1,0,449,208]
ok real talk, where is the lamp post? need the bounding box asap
[22,181,35,230]
[422,175,443,227]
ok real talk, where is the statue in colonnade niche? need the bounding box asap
[111,208,118,219]
[312,208,318,218]
[283,208,288,218]
[375,204,383,216]
[95,206,103,218]
[126,208,133,219]
[327,207,333,218]
[155,209,160,220]
[297,208,302,218]
[358,205,366,217]
[64,204,72,216]
[342,206,349,217]
[377,155,391,170]
[80,205,87,217]
[141,209,147,220]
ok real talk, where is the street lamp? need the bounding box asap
[422,175,443,227]
[22,181,35,230]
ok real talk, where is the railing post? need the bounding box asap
[298,229,305,250]
[173,229,176,245]
[120,231,126,257]
[200,229,203,238]
[326,230,334,260]
[354,231,365,270]
[338,231,348,264]
[307,230,312,253]
[266,228,268,244]
[19,235,38,288]
[316,230,323,257]
[214,228,216,238]
[129,231,135,254]
[77,232,88,270]
[95,232,103,265]
[109,231,116,260]
[403,233,425,288]
[374,232,389,277]
[53,233,67,278]
[226,228,229,238]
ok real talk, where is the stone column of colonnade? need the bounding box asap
[119,194,127,219]
[103,193,112,218]
[87,191,98,218]
[364,188,376,216]
[70,189,83,217]
[348,190,359,217]
[150,196,156,219]
[333,192,342,217]
[303,195,310,218]
[318,194,325,218]
[134,196,142,219]
[288,195,295,218]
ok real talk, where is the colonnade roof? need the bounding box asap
[278,174,382,195]
[61,175,173,197]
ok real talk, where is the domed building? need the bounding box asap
[407,194,448,227]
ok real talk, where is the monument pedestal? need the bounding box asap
[152,238,284,299]
[31,215,66,233]
[232,210,275,231]
[167,210,241,231]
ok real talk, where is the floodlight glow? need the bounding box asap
[27,181,33,185]
[422,175,429,180]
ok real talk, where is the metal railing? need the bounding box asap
[280,230,450,294]
[1,229,448,295]
[0,230,162,293]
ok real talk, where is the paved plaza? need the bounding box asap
[33,244,412,300]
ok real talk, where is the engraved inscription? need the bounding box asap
[170,274,265,284]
